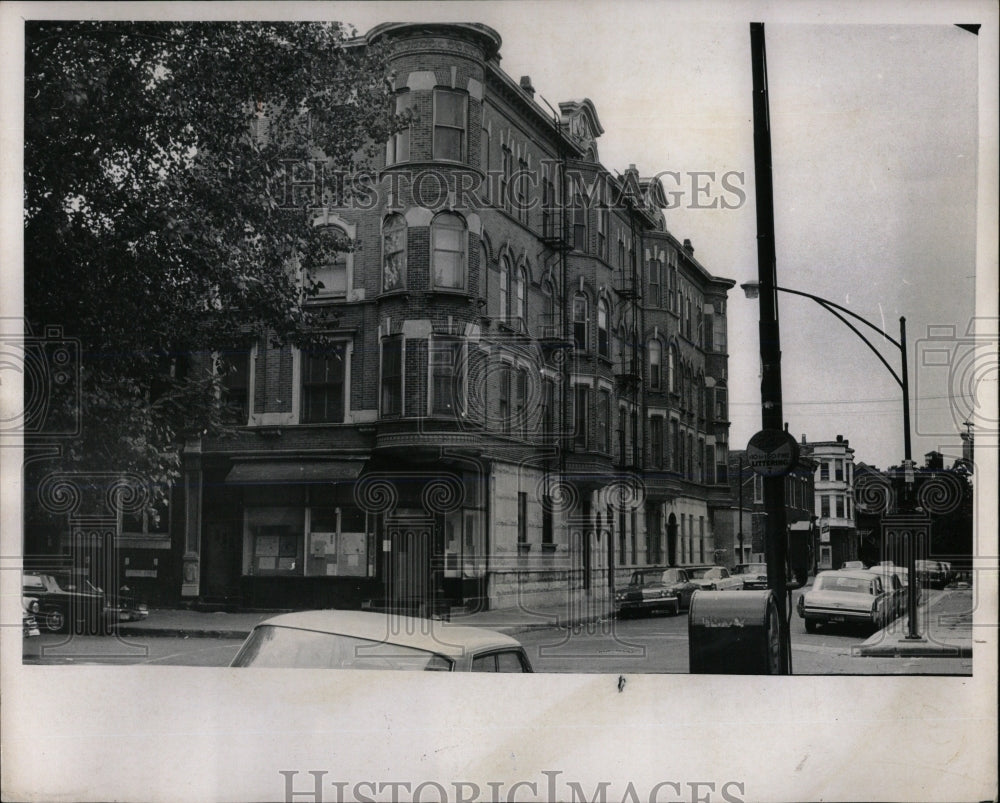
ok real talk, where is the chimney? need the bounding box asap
[519,75,535,98]
[836,434,844,443]
[683,238,694,255]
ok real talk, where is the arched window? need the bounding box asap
[431,212,467,290]
[541,279,555,332]
[648,340,662,389]
[498,256,510,319]
[515,266,527,323]
[597,298,609,358]
[313,225,349,298]
[382,214,407,292]
[573,293,589,350]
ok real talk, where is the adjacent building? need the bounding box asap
[801,434,859,570]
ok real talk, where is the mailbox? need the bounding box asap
[688,590,780,674]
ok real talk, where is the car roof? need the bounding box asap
[253,610,523,658]
[821,569,878,581]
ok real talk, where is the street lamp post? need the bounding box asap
[740,279,919,638]
[749,22,792,674]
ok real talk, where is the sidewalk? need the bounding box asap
[856,584,974,658]
[116,601,605,640]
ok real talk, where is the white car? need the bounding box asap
[687,565,744,592]
[797,569,898,633]
[230,610,533,672]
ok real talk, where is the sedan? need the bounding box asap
[797,569,897,633]
[658,567,699,611]
[23,596,41,638]
[687,565,744,592]
[615,569,681,618]
[230,610,533,672]
[23,571,109,634]
[732,563,769,590]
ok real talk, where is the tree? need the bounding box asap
[24,21,397,508]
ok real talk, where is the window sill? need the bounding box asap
[517,543,532,554]
[540,543,558,554]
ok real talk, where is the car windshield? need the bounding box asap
[51,574,102,593]
[661,569,685,583]
[815,576,872,594]
[735,564,767,575]
[231,625,454,670]
[629,571,663,586]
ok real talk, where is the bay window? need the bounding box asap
[433,89,467,161]
[431,212,467,290]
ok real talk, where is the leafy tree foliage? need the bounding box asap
[24,21,396,502]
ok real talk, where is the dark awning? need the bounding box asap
[225,460,365,485]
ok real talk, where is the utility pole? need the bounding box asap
[750,21,791,674]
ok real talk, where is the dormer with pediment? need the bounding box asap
[559,99,604,163]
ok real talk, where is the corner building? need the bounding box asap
[181,23,736,616]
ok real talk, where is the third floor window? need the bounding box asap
[433,90,467,162]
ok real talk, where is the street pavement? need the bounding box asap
[98,581,974,673]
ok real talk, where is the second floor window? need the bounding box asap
[572,193,587,252]
[380,337,402,416]
[431,213,466,290]
[648,340,662,389]
[301,344,347,424]
[514,267,527,323]
[429,338,464,416]
[597,299,609,358]
[219,348,251,424]
[433,90,467,161]
[574,385,589,449]
[598,390,611,453]
[498,256,510,320]
[820,461,830,481]
[382,214,407,292]
[650,416,664,468]
[573,294,589,350]
[386,93,413,166]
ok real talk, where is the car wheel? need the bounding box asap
[43,609,65,632]
[804,618,818,634]
[671,600,680,616]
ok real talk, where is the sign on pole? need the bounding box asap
[746,429,800,477]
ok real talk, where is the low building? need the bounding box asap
[801,434,859,570]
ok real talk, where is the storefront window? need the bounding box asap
[244,507,305,576]
[306,506,368,577]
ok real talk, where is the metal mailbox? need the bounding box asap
[688,589,781,674]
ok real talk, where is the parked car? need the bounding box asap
[732,562,769,590]
[23,595,41,638]
[230,610,534,672]
[687,565,744,591]
[865,565,906,617]
[797,569,898,633]
[22,571,148,633]
[914,560,945,589]
[656,567,699,611]
[615,569,681,618]
[841,560,866,570]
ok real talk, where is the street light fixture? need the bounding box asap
[739,278,921,638]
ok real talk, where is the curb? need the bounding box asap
[856,640,972,658]
[116,626,253,639]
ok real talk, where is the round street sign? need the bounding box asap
[746,429,800,477]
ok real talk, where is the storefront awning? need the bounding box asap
[225,460,365,485]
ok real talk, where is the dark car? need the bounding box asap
[23,571,108,634]
[614,569,681,618]
[732,562,769,590]
[655,567,699,611]
[23,595,41,637]
[21,571,146,634]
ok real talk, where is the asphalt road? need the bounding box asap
[21,593,971,675]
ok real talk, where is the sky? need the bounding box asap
[334,1,987,471]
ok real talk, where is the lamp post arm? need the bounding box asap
[766,284,904,350]
[814,299,905,389]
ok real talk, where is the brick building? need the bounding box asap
[177,22,736,615]
[719,449,816,573]
[801,434,859,570]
